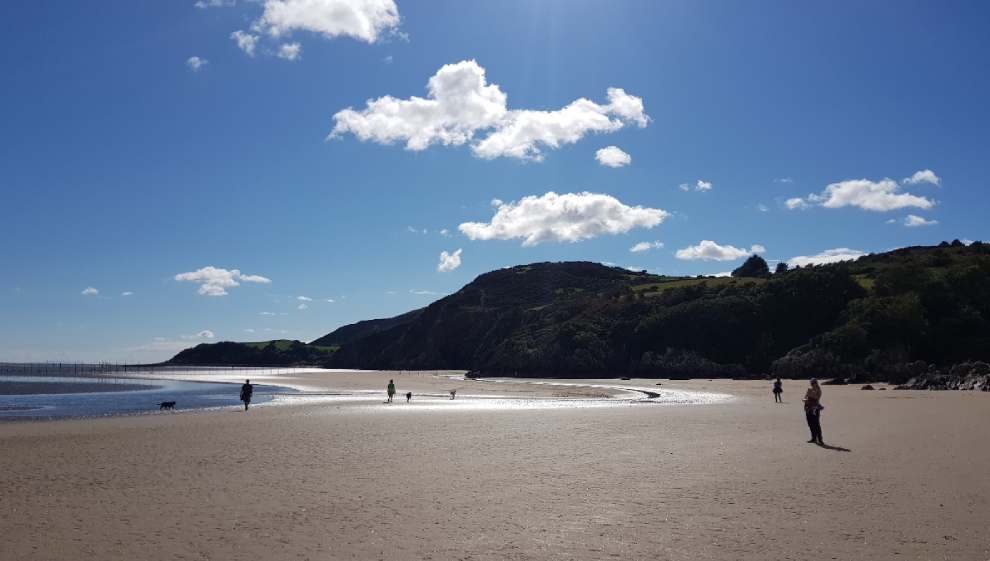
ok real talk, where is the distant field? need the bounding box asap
[632,276,760,293]
[243,340,338,352]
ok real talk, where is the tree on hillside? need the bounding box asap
[732,255,770,278]
[775,261,789,275]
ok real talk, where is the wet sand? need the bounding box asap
[1,371,989,560]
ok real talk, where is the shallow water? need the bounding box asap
[0,377,293,420]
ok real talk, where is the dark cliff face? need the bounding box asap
[178,243,990,379]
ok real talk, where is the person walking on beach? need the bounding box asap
[240,379,254,411]
[406,391,412,402]
[773,378,783,403]
[387,379,395,403]
[803,378,824,444]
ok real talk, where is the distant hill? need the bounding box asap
[327,242,990,383]
[310,308,425,347]
[168,340,333,366]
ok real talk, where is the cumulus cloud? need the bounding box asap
[260,312,276,315]
[81,287,98,295]
[231,30,259,56]
[276,42,301,60]
[196,0,234,7]
[330,60,648,161]
[902,169,941,186]
[595,146,631,168]
[297,296,313,301]
[789,248,867,267]
[252,0,400,43]
[122,291,133,296]
[675,241,764,261]
[695,180,712,191]
[174,266,271,296]
[787,173,935,212]
[182,330,215,340]
[298,303,308,309]
[440,229,450,236]
[186,56,209,71]
[679,183,690,191]
[757,204,769,212]
[325,299,335,303]
[904,215,938,227]
[630,241,664,253]
[411,290,437,295]
[459,192,668,247]
[244,328,255,333]
[438,249,463,272]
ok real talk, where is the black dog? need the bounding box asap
[158,401,176,410]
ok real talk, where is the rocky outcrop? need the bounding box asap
[895,361,990,390]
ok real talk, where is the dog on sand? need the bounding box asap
[158,401,176,410]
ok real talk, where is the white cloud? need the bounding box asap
[186,56,209,71]
[174,266,271,296]
[437,249,463,272]
[231,30,259,56]
[411,290,437,295]
[630,241,664,253]
[902,169,941,186]
[252,0,400,44]
[675,241,764,261]
[904,215,938,227]
[757,204,768,212]
[384,55,393,64]
[298,303,308,309]
[325,299,335,303]
[440,229,450,236]
[182,330,215,340]
[122,291,133,296]
[459,191,668,246]
[595,146,631,168]
[244,328,255,333]
[81,287,98,295]
[695,180,712,191]
[195,0,234,7]
[260,311,276,315]
[774,178,793,183]
[276,42,301,60]
[788,174,935,212]
[297,296,313,301]
[789,248,867,267]
[330,60,648,161]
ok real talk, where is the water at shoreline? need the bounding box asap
[0,377,294,421]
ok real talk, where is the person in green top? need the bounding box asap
[387,379,395,403]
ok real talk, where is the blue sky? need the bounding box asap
[2,0,988,363]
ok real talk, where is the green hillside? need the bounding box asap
[168,340,334,366]
[327,241,990,383]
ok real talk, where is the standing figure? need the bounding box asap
[773,378,783,403]
[387,379,395,403]
[803,378,824,444]
[240,379,254,411]
[406,391,412,402]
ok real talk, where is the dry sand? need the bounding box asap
[2,371,989,560]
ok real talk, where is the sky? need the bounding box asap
[2,0,989,363]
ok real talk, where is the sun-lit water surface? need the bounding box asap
[0,368,732,420]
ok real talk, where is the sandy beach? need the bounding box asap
[2,371,989,560]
